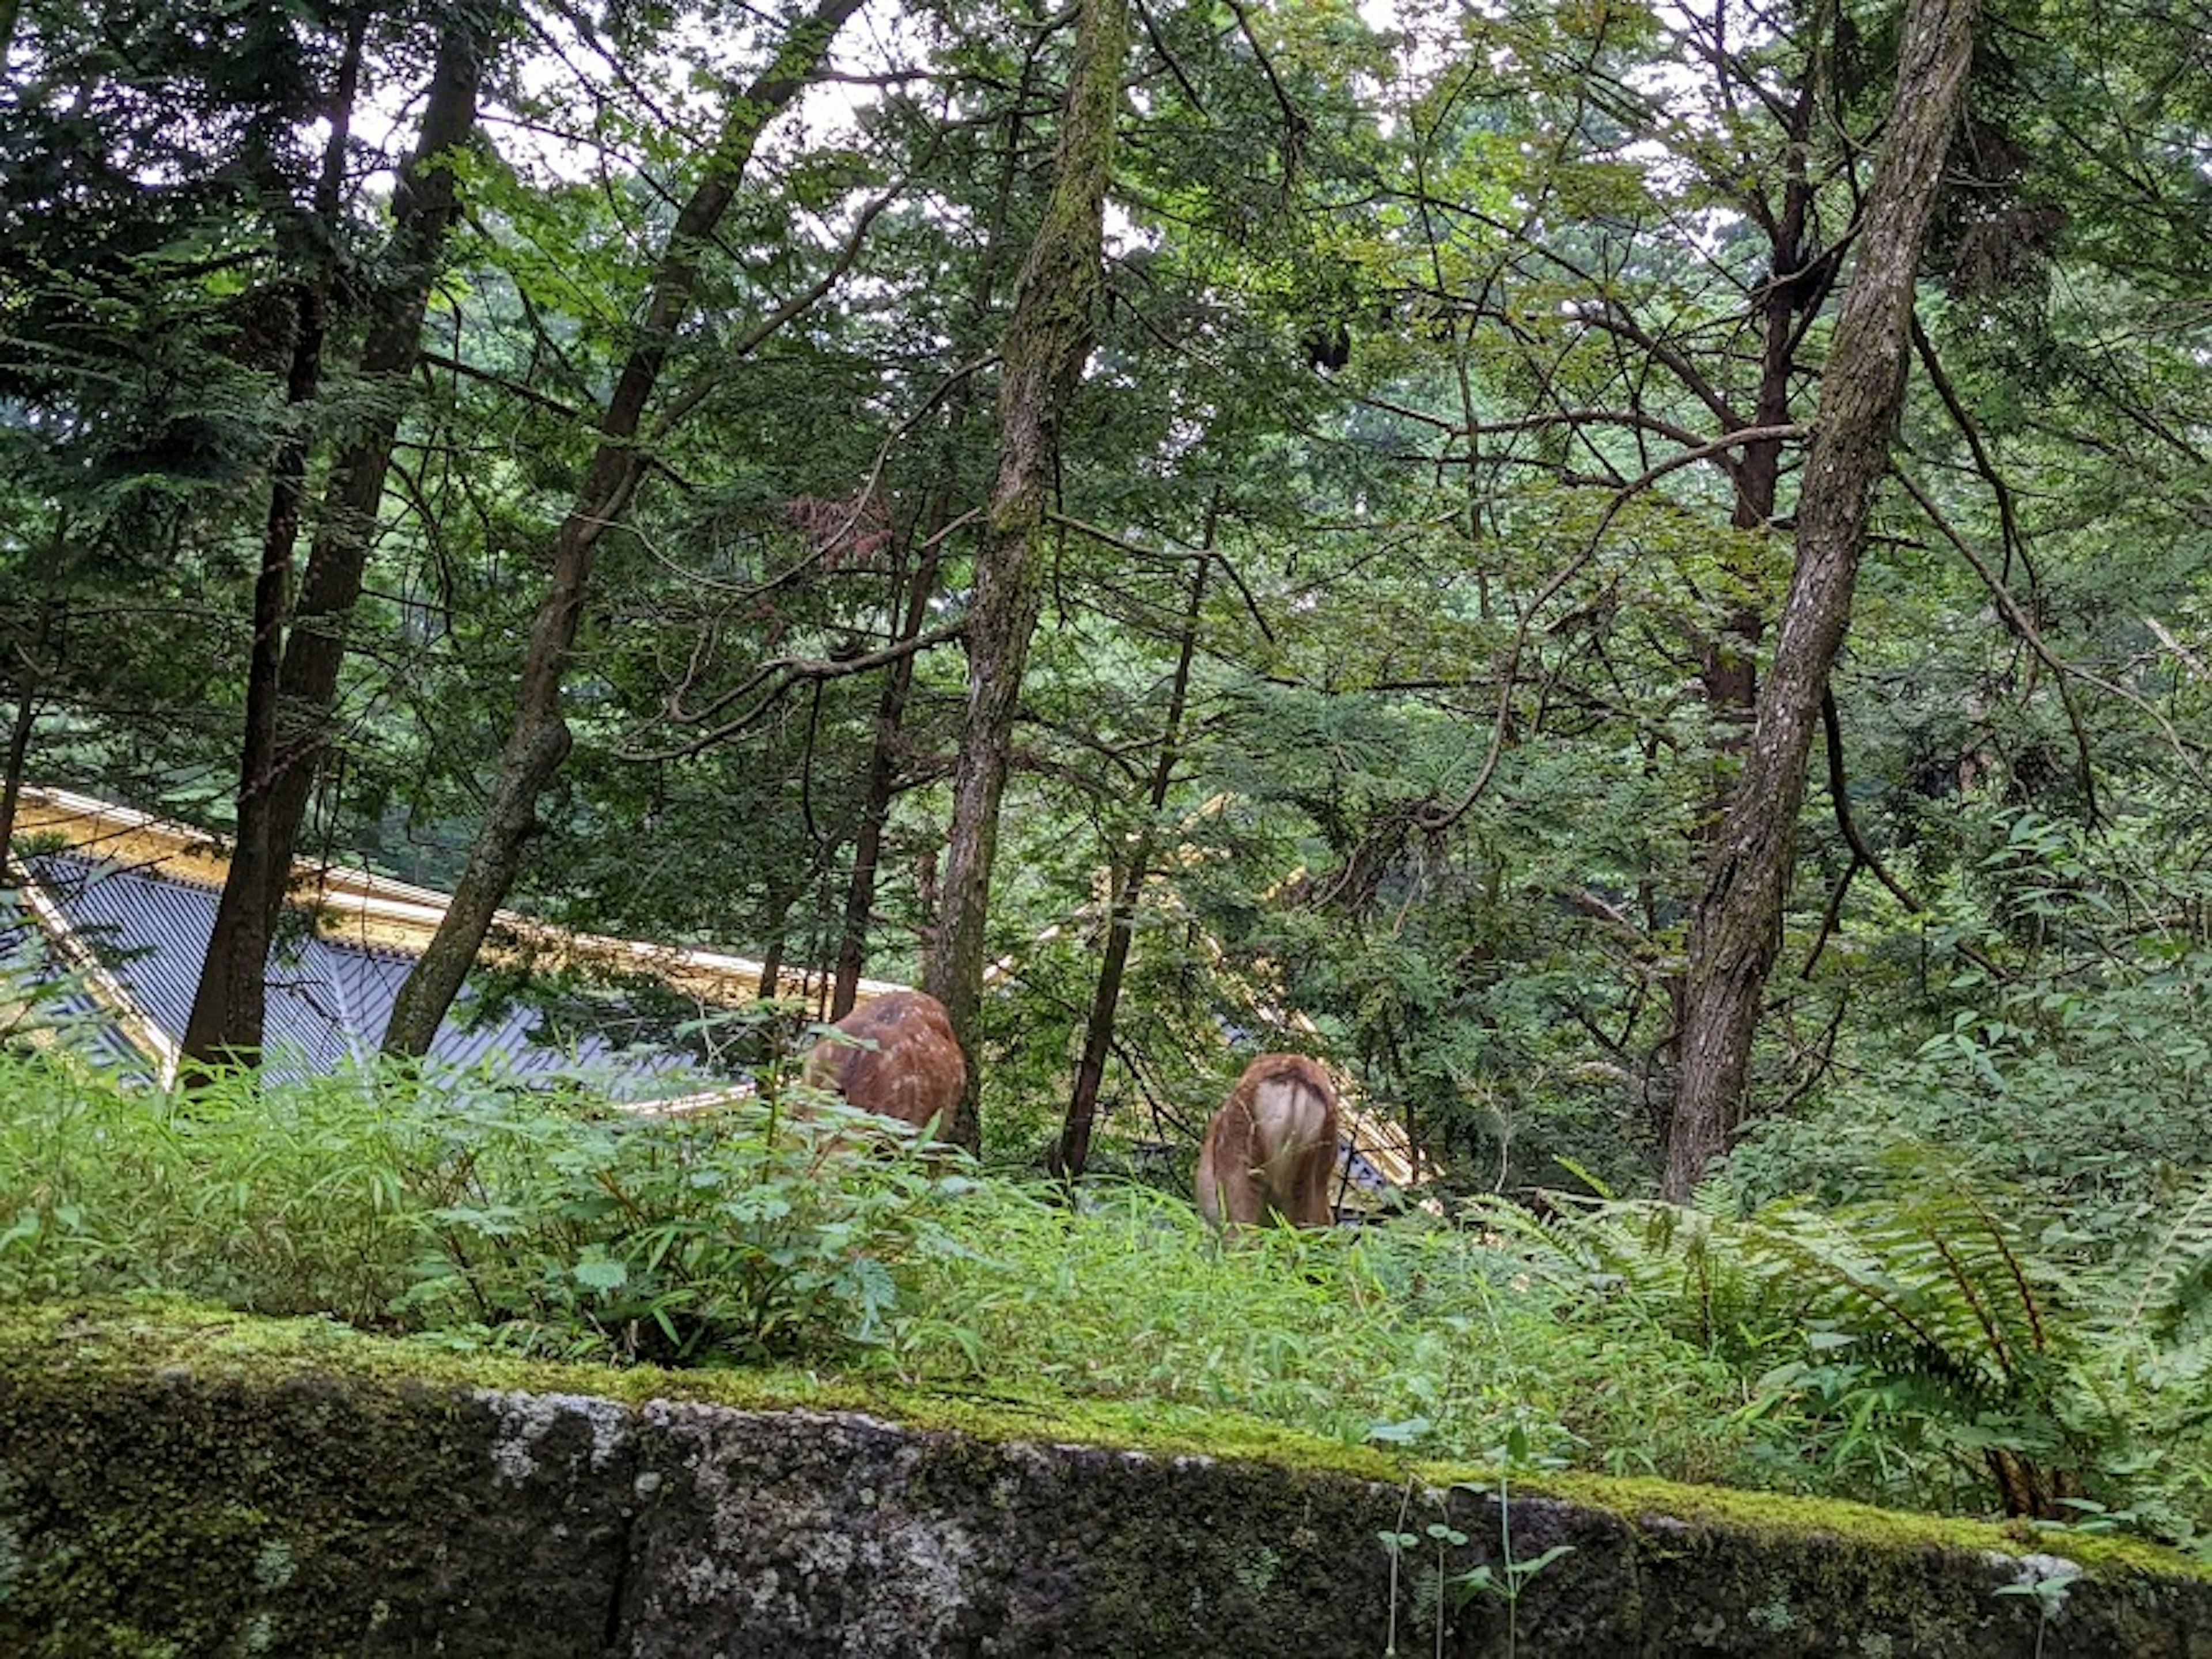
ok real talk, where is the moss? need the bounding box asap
[0,1294,1402,1484]
[1515,1467,2212,1584]
[6,1294,2206,1585]
[7,1297,2211,1658]
[1,1299,638,1657]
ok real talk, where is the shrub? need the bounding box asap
[393,1073,964,1365]
[0,1043,968,1366]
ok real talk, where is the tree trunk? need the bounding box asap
[922,0,1128,1153]
[757,925,786,1001]
[1666,0,1978,1198]
[1703,73,1818,709]
[1663,69,1821,1158]
[831,49,1036,1021]
[1,594,55,878]
[0,681,40,882]
[1055,541,1209,1179]
[181,6,368,1071]
[253,2,498,924]
[183,0,495,1063]
[830,535,940,1019]
[382,0,868,1057]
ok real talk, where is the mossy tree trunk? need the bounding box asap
[830,51,1039,1022]
[922,0,1127,1153]
[1666,0,1979,1198]
[382,0,868,1058]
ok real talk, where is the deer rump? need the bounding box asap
[1195,1054,1342,1229]
[802,990,967,1135]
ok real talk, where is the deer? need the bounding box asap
[1195,1053,1342,1230]
[801,990,967,1137]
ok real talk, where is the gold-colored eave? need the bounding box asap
[12,786,907,1010]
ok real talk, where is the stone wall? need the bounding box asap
[4,1305,2209,1657]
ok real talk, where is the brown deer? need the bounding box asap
[1195,1053,1342,1229]
[801,990,967,1135]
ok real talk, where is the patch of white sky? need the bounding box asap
[326,0,1777,411]
[312,0,1758,252]
[1340,0,1762,256]
[341,0,935,210]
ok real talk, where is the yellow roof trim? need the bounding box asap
[12,786,908,1011]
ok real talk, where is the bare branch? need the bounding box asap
[1911,311,2037,588]
[628,620,969,760]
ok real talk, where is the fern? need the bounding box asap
[2097,1172,2212,1351]
[1519,1150,2105,1517]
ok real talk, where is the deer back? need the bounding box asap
[802,990,967,1134]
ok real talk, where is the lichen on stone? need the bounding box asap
[478,1387,632,1484]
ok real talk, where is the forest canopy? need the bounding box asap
[2,0,2207,1205]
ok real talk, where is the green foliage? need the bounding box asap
[3,1039,2209,1541]
[395,1070,961,1366]
[0,1041,1757,1486]
[0,1042,967,1368]
[877,1180,1767,1488]
[2,0,2210,1563]
[1478,1155,2212,1543]
[1736,801,2212,1217]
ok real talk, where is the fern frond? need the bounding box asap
[2099,1173,2212,1348]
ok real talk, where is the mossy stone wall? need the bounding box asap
[4,1306,2210,1657]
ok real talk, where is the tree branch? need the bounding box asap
[630,620,969,760]
[1891,467,2109,819]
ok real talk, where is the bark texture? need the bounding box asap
[181,7,368,1070]
[1666,0,1979,1198]
[828,61,1034,1020]
[183,1,493,1064]
[923,0,1128,1152]
[382,0,867,1056]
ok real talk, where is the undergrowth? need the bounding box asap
[0,1042,959,1366]
[878,1180,1760,1487]
[2,1036,2208,1544]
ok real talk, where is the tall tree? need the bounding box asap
[3,0,347,840]
[922,0,1128,1151]
[1666,0,1980,1196]
[177,0,361,1063]
[382,0,869,1055]
[183,0,499,1065]
[828,40,1044,1020]
[1055,535,1209,1177]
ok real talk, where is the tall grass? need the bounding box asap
[0,1048,1755,1480]
[882,1181,1763,1485]
[0,1049,957,1364]
[0,1051,420,1321]
[6,1047,2205,1540]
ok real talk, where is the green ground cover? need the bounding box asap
[2,1045,2207,1554]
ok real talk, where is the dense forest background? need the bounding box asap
[3,0,2207,1210]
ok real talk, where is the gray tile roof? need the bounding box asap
[16,853,709,1096]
